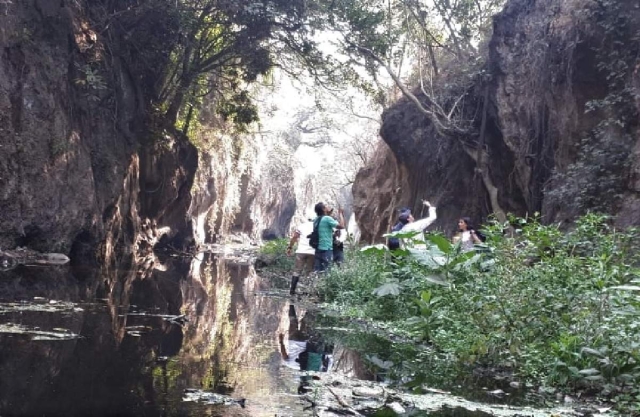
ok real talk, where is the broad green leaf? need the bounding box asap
[408,248,447,268]
[427,234,452,254]
[578,368,600,376]
[425,275,448,286]
[372,282,401,297]
[609,285,640,291]
[360,244,388,254]
[449,250,479,268]
[384,230,421,239]
[581,347,605,358]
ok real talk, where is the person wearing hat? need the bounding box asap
[388,200,437,250]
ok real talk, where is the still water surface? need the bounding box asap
[0,253,316,417]
[0,251,573,417]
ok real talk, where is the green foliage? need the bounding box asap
[316,214,640,410]
[216,90,259,131]
[74,63,107,103]
[258,238,294,272]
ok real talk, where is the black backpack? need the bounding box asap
[388,221,404,250]
[333,230,344,251]
[307,217,323,249]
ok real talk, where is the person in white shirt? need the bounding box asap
[452,217,483,252]
[395,200,437,249]
[286,219,315,295]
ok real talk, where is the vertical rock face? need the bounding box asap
[353,0,640,240]
[0,2,197,258]
[188,128,296,245]
[352,142,409,244]
[238,168,296,241]
[491,0,640,227]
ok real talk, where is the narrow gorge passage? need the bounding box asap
[1,0,639,415]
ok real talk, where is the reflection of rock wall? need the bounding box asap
[180,256,284,386]
[0,253,158,415]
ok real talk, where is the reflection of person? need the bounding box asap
[278,304,331,373]
[452,217,483,252]
[313,202,345,272]
[286,219,315,295]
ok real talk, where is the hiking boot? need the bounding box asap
[289,276,299,295]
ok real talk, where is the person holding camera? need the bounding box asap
[312,202,345,272]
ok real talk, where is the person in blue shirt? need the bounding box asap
[312,202,345,272]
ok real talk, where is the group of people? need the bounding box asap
[285,199,485,295]
[286,202,346,295]
[389,200,485,251]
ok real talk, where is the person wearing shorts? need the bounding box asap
[286,219,315,295]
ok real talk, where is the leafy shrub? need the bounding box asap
[315,214,640,408]
[258,238,294,272]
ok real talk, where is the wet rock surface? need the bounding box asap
[308,374,587,417]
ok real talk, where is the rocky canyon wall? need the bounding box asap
[0,1,295,261]
[189,129,296,245]
[0,1,149,256]
[354,0,640,241]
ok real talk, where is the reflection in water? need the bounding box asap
[0,253,315,417]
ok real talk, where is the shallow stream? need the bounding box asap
[0,248,585,416]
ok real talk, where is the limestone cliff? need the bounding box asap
[354,0,640,240]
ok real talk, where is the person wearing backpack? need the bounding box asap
[388,200,437,249]
[311,202,345,272]
[388,208,411,250]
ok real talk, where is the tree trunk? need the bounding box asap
[463,145,507,223]
[165,75,192,126]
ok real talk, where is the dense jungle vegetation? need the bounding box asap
[262,215,640,414]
